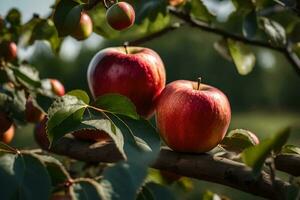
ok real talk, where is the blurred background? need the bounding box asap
[1,0,300,199]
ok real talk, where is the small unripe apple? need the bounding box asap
[34,117,50,149]
[0,41,17,61]
[87,46,166,118]
[106,2,135,31]
[156,80,231,153]
[71,12,93,41]
[72,129,111,142]
[50,79,65,97]
[0,124,14,144]
[168,0,186,7]
[25,98,45,123]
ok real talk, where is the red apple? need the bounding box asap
[156,80,231,153]
[87,46,166,118]
[0,112,13,133]
[0,41,17,61]
[50,79,65,97]
[106,2,135,31]
[71,12,93,40]
[34,117,50,149]
[25,98,45,123]
[72,129,111,142]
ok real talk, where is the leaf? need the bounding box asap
[47,95,88,144]
[134,0,168,24]
[10,65,41,89]
[110,115,161,165]
[94,94,139,120]
[241,127,290,176]
[202,190,223,200]
[0,153,51,200]
[231,0,254,16]
[101,161,148,200]
[0,142,18,154]
[260,17,286,47]
[221,129,259,152]
[281,144,300,155]
[6,8,21,26]
[53,0,83,36]
[243,10,257,39]
[137,182,176,200]
[213,39,232,61]
[71,178,105,200]
[32,153,71,186]
[227,38,256,75]
[68,90,90,105]
[189,0,214,22]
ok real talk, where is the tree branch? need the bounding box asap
[49,137,298,200]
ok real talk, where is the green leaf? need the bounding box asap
[202,190,223,200]
[0,153,51,200]
[221,129,259,152]
[47,95,88,144]
[94,94,139,120]
[102,162,148,200]
[134,0,168,24]
[32,153,71,186]
[213,39,232,61]
[10,65,41,89]
[227,38,256,75]
[259,17,286,47]
[68,90,90,104]
[53,0,82,36]
[243,10,257,39]
[281,144,300,155]
[137,182,176,200]
[6,8,21,26]
[189,0,214,22]
[241,127,290,176]
[71,178,105,200]
[231,0,254,16]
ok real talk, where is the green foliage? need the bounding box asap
[241,127,290,175]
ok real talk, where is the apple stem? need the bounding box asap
[197,77,201,90]
[123,42,129,54]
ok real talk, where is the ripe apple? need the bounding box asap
[34,117,50,149]
[72,129,111,142]
[168,0,186,7]
[0,112,14,144]
[87,46,166,118]
[25,98,45,123]
[156,80,231,153]
[50,79,65,97]
[0,41,17,61]
[71,12,93,40]
[106,2,135,31]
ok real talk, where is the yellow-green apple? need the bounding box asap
[25,97,45,123]
[156,80,231,153]
[0,112,14,144]
[50,79,65,96]
[87,46,166,118]
[0,41,17,61]
[106,2,135,31]
[71,12,93,40]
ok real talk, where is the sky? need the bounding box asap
[0,0,102,61]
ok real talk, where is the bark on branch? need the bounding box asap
[49,137,299,200]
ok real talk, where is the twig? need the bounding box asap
[49,137,296,200]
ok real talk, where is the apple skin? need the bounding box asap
[168,0,186,7]
[34,117,50,149]
[87,47,166,118]
[72,129,111,142]
[0,41,17,61]
[25,98,45,123]
[156,80,231,153]
[71,12,93,41]
[106,2,135,31]
[50,79,65,97]
[0,124,14,144]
